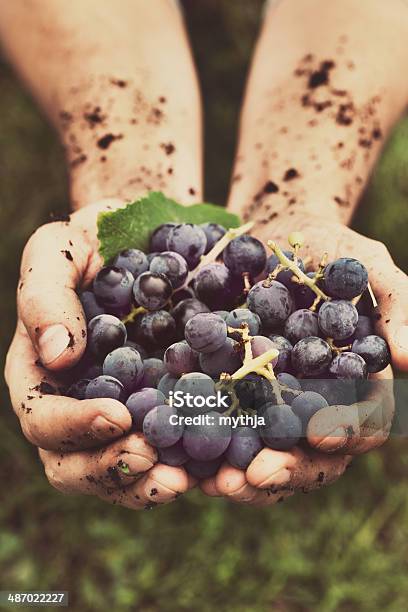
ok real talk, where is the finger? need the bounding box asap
[199,477,222,497]
[39,432,157,494]
[17,221,97,370]
[215,463,260,503]
[307,367,394,454]
[246,446,351,493]
[6,325,131,450]
[97,464,192,509]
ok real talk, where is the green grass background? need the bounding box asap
[1,2,408,610]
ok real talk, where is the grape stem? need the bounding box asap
[175,220,255,293]
[121,305,147,324]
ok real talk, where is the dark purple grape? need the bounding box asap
[194,263,236,310]
[173,373,216,416]
[277,372,302,404]
[265,251,305,289]
[126,387,166,430]
[172,286,196,305]
[103,346,144,392]
[268,335,293,373]
[284,309,320,344]
[136,310,176,348]
[166,223,207,269]
[291,337,332,376]
[234,374,277,412]
[149,251,188,289]
[247,280,293,331]
[93,266,134,310]
[199,337,242,377]
[301,378,357,406]
[158,440,189,466]
[113,249,148,278]
[88,314,127,359]
[140,358,167,388]
[85,375,126,402]
[157,373,179,398]
[293,272,319,309]
[352,335,390,373]
[226,426,263,469]
[150,223,177,252]
[183,411,232,460]
[250,336,278,363]
[80,291,105,322]
[259,403,302,451]
[143,404,184,448]
[124,340,147,360]
[133,272,172,311]
[164,341,199,376]
[324,257,368,300]
[291,391,328,431]
[226,308,261,336]
[66,378,91,400]
[171,298,210,335]
[185,313,227,353]
[185,457,223,479]
[199,222,226,254]
[318,300,358,340]
[329,352,367,379]
[223,235,266,278]
[354,315,374,340]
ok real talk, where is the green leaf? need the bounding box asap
[97,191,241,262]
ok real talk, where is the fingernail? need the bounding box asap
[315,427,348,452]
[90,415,124,440]
[395,326,408,352]
[38,324,71,365]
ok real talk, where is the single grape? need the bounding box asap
[353,315,374,340]
[172,286,196,306]
[80,291,105,322]
[164,340,199,376]
[213,310,230,321]
[88,314,127,359]
[66,378,91,400]
[352,335,390,373]
[249,336,278,366]
[329,352,367,379]
[291,337,332,376]
[171,298,210,335]
[157,373,179,398]
[234,374,277,412]
[223,235,266,278]
[81,362,103,380]
[143,404,184,448]
[259,403,302,451]
[133,271,172,310]
[149,251,188,289]
[149,222,177,252]
[126,387,166,430]
[226,426,264,470]
[284,309,320,344]
[183,411,232,460]
[247,280,293,331]
[226,308,261,336]
[199,337,242,377]
[103,346,144,392]
[173,373,216,416]
[356,289,374,315]
[318,300,358,340]
[185,457,223,479]
[194,263,236,310]
[277,372,302,404]
[184,313,227,353]
[136,310,176,348]
[265,251,305,289]
[93,266,134,310]
[200,222,226,253]
[140,358,167,388]
[268,335,293,373]
[113,248,148,278]
[166,223,207,269]
[158,440,189,466]
[85,375,126,402]
[324,257,368,300]
[293,272,319,309]
[291,391,328,431]
[124,340,147,360]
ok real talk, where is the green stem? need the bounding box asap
[121,305,147,325]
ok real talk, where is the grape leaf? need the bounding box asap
[97,191,241,262]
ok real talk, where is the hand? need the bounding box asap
[202,213,399,504]
[5,200,194,508]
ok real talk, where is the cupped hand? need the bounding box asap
[203,213,401,504]
[5,200,193,508]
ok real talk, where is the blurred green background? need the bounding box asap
[1,2,408,610]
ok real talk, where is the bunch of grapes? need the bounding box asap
[64,220,391,481]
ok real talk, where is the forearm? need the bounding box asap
[228,0,408,227]
[0,0,202,208]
